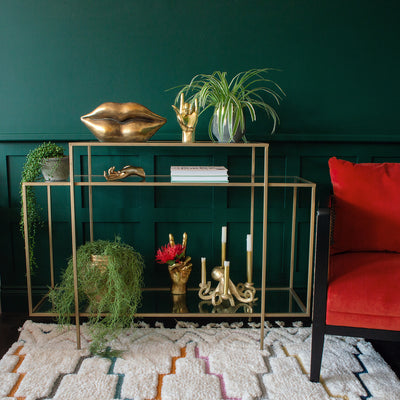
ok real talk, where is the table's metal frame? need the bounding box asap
[22,141,316,349]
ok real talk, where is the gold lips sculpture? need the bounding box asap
[81,102,167,142]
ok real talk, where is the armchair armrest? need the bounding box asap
[312,192,331,325]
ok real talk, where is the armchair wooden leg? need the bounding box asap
[310,324,325,382]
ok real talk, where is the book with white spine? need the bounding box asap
[170,166,228,182]
[171,175,229,182]
[170,166,228,176]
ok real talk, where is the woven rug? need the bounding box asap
[1,321,399,400]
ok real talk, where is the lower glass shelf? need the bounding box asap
[30,287,307,318]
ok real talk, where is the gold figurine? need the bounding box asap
[104,165,146,181]
[172,93,199,143]
[81,102,167,142]
[198,264,256,306]
[198,229,256,306]
[168,232,192,294]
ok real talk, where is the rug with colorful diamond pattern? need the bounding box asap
[0,320,399,400]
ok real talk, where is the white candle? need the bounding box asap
[247,235,253,284]
[201,257,206,285]
[224,260,230,295]
[247,234,252,252]
[221,226,227,243]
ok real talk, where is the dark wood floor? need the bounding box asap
[1,313,399,379]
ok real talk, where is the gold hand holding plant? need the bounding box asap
[155,232,192,294]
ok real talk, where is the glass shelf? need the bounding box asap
[31,288,306,318]
[268,176,315,186]
[69,141,269,148]
[23,175,314,187]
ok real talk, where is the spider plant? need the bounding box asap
[173,68,285,142]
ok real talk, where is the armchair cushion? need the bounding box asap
[329,157,400,253]
[327,252,400,331]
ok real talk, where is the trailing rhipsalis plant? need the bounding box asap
[20,142,65,270]
[48,238,145,355]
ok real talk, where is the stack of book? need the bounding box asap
[170,166,229,183]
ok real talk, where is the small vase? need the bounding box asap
[212,108,245,143]
[90,254,108,272]
[168,261,192,294]
[41,156,69,181]
[85,255,109,305]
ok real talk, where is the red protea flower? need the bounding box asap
[155,243,185,265]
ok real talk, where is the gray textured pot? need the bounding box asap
[41,156,69,181]
[212,108,245,143]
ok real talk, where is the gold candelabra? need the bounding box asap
[198,227,256,306]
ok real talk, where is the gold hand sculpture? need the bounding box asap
[172,93,199,143]
[104,165,146,181]
[168,232,192,294]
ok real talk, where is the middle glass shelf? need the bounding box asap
[31,288,306,318]
[64,175,314,186]
[74,175,265,186]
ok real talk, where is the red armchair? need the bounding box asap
[310,157,400,382]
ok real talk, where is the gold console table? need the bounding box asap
[22,141,316,349]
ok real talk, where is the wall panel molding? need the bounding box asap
[1,132,400,143]
[2,139,400,312]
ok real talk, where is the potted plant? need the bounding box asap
[20,142,69,269]
[172,68,285,142]
[48,238,145,355]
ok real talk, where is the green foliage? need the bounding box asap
[20,142,65,270]
[172,68,285,141]
[48,239,145,355]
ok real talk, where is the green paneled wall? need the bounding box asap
[1,1,400,311]
[1,0,400,138]
[2,138,400,312]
